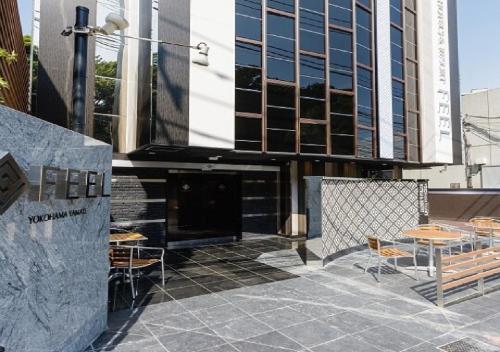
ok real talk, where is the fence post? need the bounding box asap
[435,248,444,307]
[477,249,485,295]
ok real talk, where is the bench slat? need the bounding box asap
[443,260,500,281]
[443,254,500,272]
[442,245,500,265]
[442,267,500,291]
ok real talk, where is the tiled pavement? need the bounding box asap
[90,236,500,352]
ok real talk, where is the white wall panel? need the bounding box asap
[375,0,394,159]
[188,0,235,149]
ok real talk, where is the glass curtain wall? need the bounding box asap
[234,0,379,160]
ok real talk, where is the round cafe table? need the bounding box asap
[403,229,462,276]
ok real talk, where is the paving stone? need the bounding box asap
[145,311,205,331]
[198,344,239,352]
[254,307,311,330]
[386,317,447,341]
[95,337,165,352]
[231,341,299,352]
[289,302,344,319]
[157,327,226,352]
[279,319,345,347]
[246,331,304,351]
[176,293,228,311]
[237,298,289,314]
[210,315,270,340]
[311,335,383,352]
[192,303,248,326]
[322,310,382,333]
[354,325,423,352]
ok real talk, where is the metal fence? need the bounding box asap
[320,177,429,261]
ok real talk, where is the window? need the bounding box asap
[329,0,352,29]
[299,0,325,53]
[357,67,373,127]
[390,0,403,27]
[267,84,296,152]
[300,124,326,154]
[236,0,262,40]
[357,128,373,158]
[235,117,262,151]
[392,80,405,134]
[300,55,325,120]
[357,0,371,9]
[393,135,405,160]
[267,13,295,81]
[331,93,354,155]
[405,3,420,161]
[330,29,353,91]
[356,6,372,66]
[390,27,403,80]
[268,0,294,13]
[235,42,262,114]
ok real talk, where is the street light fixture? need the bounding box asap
[62,7,210,135]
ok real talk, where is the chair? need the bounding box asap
[470,217,497,247]
[109,245,165,306]
[364,236,418,282]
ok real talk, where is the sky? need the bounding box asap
[14,0,500,94]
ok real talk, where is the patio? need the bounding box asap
[89,236,500,352]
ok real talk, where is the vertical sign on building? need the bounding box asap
[419,0,453,164]
[433,0,452,163]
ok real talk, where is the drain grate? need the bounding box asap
[439,338,493,352]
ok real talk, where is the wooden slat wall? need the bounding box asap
[0,0,29,112]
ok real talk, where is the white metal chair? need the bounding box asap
[109,245,165,307]
[364,235,418,282]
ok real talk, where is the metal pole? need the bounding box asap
[71,6,89,134]
[435,248,444,307]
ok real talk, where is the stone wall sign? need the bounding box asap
[0,106,112,352]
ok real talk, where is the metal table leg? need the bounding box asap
[428,241,434,277]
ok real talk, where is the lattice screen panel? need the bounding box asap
[321,178,428,259]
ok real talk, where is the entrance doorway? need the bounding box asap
[167,173,242,242]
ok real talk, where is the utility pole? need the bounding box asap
[462,114,473,189]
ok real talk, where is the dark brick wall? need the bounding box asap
[242,172,279,234]
[111,169,167,247]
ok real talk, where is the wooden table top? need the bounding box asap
[109,233,148,242]
[403,229,462,241]
[468,221,500,229]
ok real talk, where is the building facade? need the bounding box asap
[0,0,29,112]
[33,0,461,246]
[404,88,500,189]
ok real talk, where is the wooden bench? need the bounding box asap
[435,245,500,307]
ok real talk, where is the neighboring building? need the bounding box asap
[32,0,461,246]
[0,0,29,112]
[404,88,500,188]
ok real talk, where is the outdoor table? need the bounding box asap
[109,232,148,244]
[467,221,500,248]
[403,229,461,277]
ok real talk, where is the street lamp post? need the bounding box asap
[71,6,90,135]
